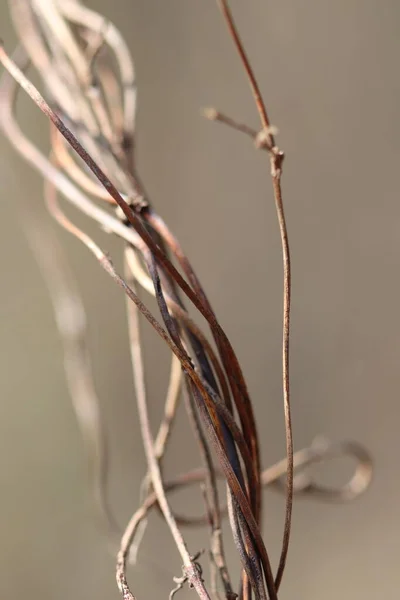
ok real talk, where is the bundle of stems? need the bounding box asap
[0,1,373,599]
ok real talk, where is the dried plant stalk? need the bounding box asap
[0,2,373,599]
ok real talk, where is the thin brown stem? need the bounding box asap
[216,1,273,139]
[270,170,293,590]
[215,2,293,589]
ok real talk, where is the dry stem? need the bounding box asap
[0,3,373,600]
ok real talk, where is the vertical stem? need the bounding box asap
[270,161,293,589]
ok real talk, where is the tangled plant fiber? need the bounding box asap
[0,1,372,599]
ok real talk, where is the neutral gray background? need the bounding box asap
[1,1,399,599]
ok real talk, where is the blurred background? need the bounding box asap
[1,1,399,598]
